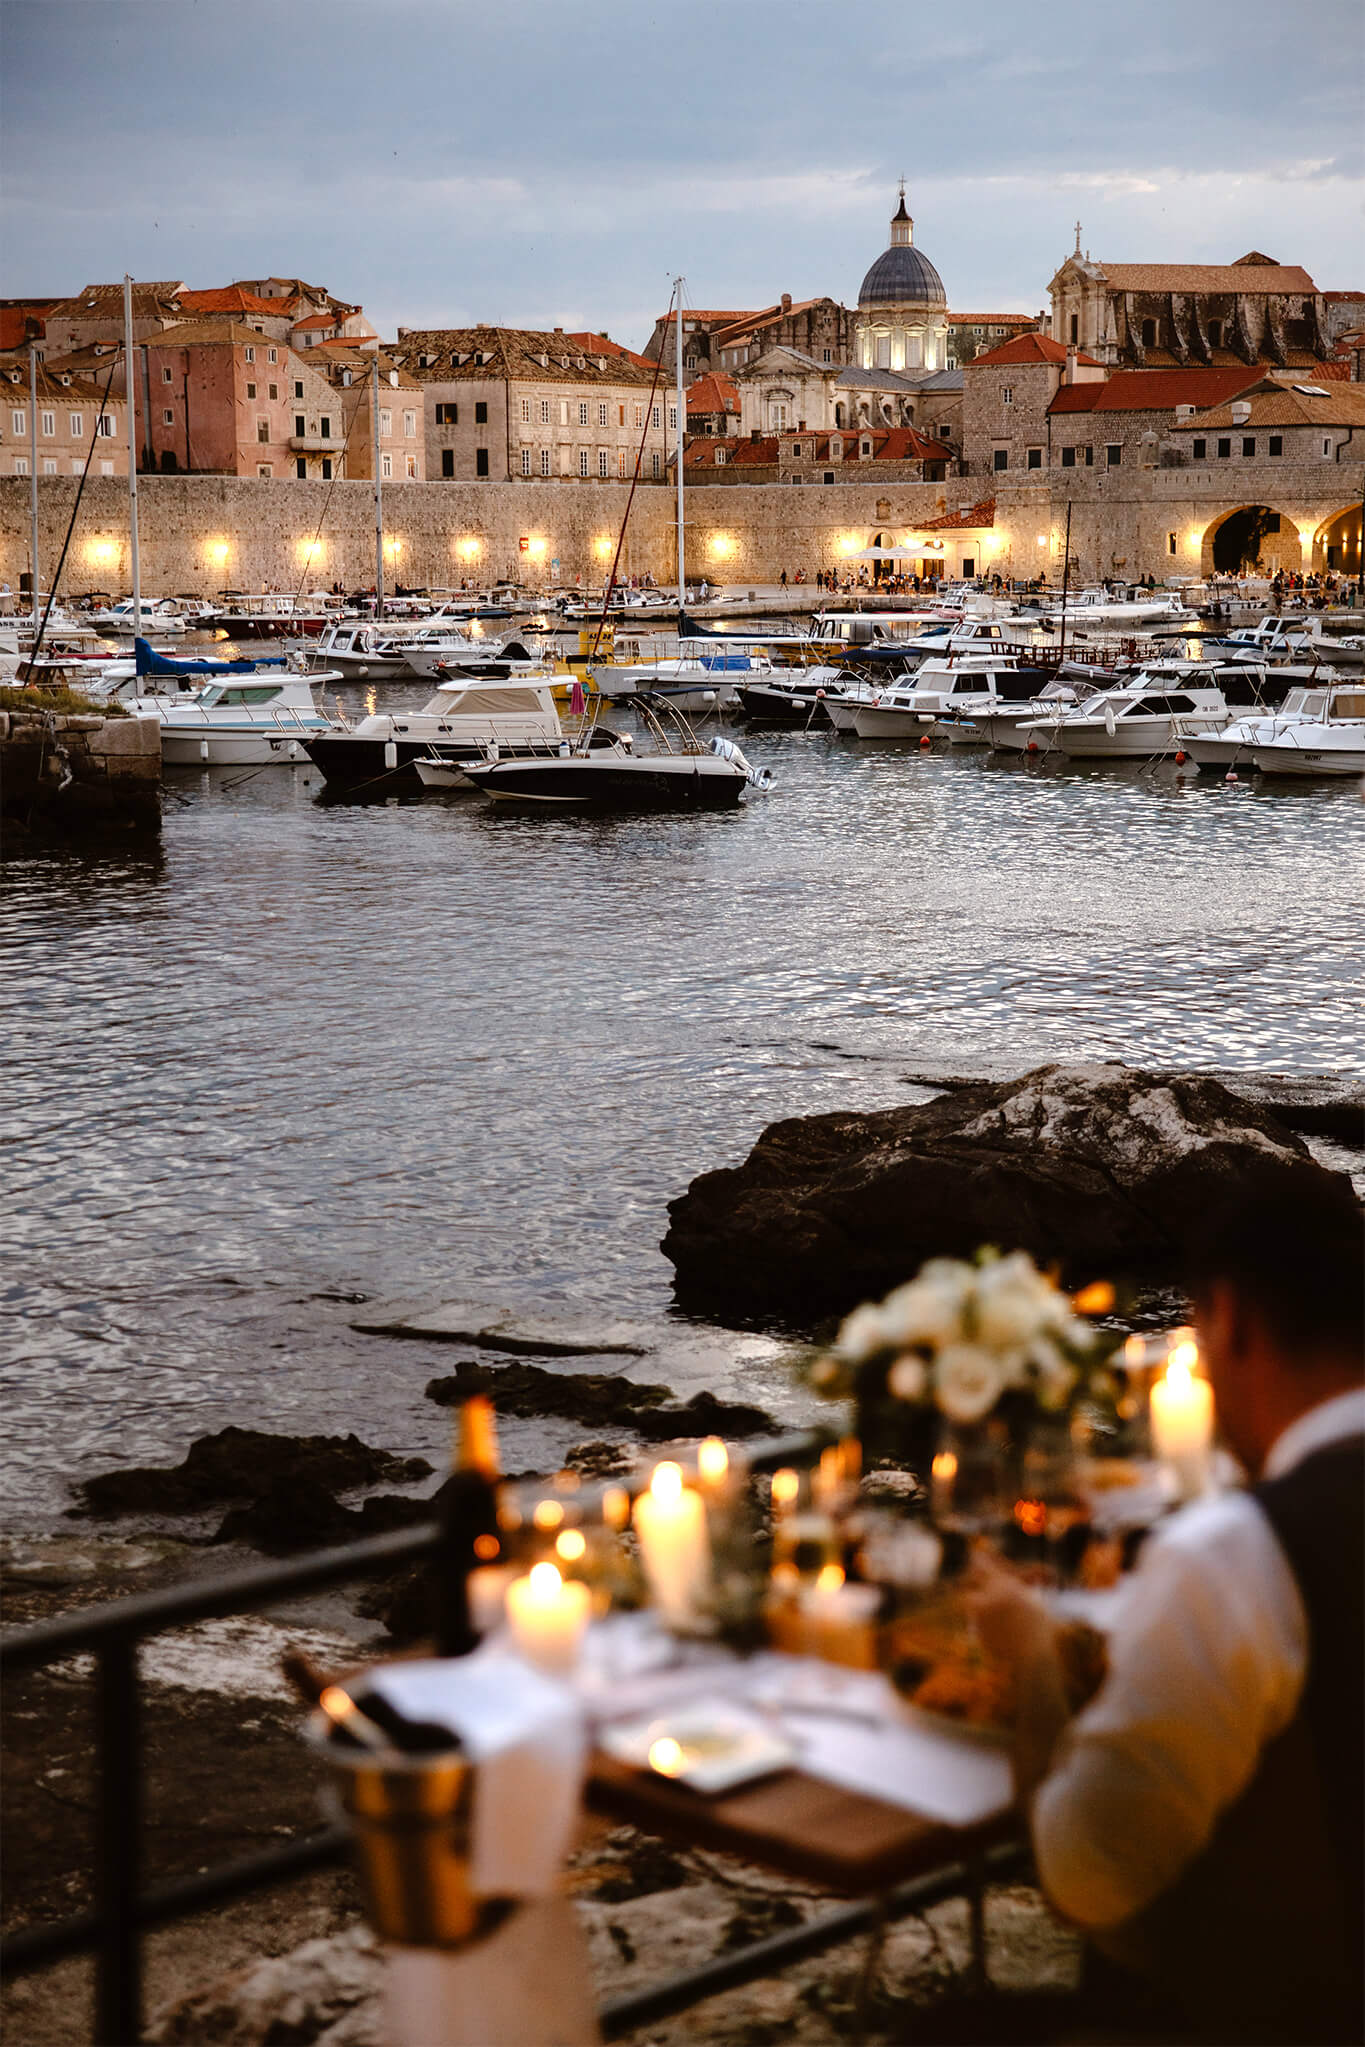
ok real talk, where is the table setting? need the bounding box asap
[300,1247,1231,2043]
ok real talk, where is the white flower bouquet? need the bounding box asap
[812,1250,1119,1469]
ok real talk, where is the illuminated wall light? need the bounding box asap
[593,537,614,560]
[295,537,325,564]
[456,537,482,561]
[383,537,403,558]
[837,534,862,557]
[88,538,116,566]
[1036,533,1049,548]
[708,532,733,559]
[526,537,547,560]
[208,540,230,565]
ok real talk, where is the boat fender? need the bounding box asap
[919,735,931,749]
[1225,769,1239,782]
[383,741,398,770]
[1174,750,1188,765]
[199,739,209,762]
[1027,740,1039,754]
[1103,705,1117,737]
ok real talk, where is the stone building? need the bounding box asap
[686,423,953,486]
[1045,365,1289,478]
[38,282,193,366]
[1048,237,1334,369]
[303,347,425,481]
[140,323,350,479]
[961,333,1105,479]
[686,373,740,438]
[389,327,670,485]
[645,299,853,380]
[853,188,950,376]
[946,314,1040,367]
[0,358,128,478]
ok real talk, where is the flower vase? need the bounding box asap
[854,1378,938,1487]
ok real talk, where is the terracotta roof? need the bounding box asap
[711,300,826,346]
[655,309,759,327]
[564,331,655,370]
[1094,263,1316,294]
[841,427,951,462]
[916,495,995,531]
[148,319,298,351]
[178,287,286,318]
[391,326,657,387]
[946,313,1035,327]
[1170,382,1365,432]
[685,436,776,466]
[1048,366,1265,415]
[314,348,420,390]
[45,283,187,319]
[0,355,117,407]
[1324,290,1365,304]
[292,312,337,332]
[969,333,1101,368]
[685,427,951,467]
[686,373,739,416]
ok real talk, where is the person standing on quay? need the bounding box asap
[972,1163,1364,2045]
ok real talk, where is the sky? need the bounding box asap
[3,0,1362,350]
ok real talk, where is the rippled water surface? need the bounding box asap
[4,707,1362,1520]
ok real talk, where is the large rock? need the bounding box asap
[75,1426,432,1517]
[662,1063,1345,1320]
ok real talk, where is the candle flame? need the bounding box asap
[602,1485,630,1531]
[555,1529,586,1562]
[770,1467,800,1510]
[932,1450,958,1483]
[697,1436,729,1485]
[528,1561,562,1598]
[1014,1497,1047,1539]
[815,1563,846,1594]
[1166,1340,1199,1382]
[651,1460,684,1505]
[648,1736,684,1777]
[318,1685,352,1722]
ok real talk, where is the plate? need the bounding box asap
[904,1702,1013,1748]
[599,1700,798,1796]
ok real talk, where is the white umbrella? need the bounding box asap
[850,544,932,562]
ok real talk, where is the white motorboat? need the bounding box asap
[1044,586,1197,631]
[734,666,849,723]
[89,597,186,636]
[1248,686,1365,778]
[403,634,554,681]
[459,715,772,808]
[1021,673,1231,758]
[847,656,1039,738]
[930,665,1066,745]
[302,673,564,792]
[591,647,776,713]
[967,674,1103,751]
[87,639,340,763]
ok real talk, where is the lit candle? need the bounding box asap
[930,1448,958,1519]
[799,1565,882,1669]
[505,1561,591,1675]
[1150,1354,1214,1499]
[468,1563,513,1636]
[633,1461,711,1628]
[697,1436,729,1489]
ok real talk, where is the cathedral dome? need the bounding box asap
[858,190,947,309]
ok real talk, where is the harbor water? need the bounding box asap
[3,690,1363,1523]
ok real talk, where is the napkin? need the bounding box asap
[367,1656,586,1900]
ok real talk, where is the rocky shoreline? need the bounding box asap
[5,1059,1361,2041]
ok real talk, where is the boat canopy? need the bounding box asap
[135,636,282,677]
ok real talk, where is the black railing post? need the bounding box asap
[94,1636,142,2046]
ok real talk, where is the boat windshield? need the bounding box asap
[197,684,284,706]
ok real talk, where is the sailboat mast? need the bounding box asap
[28,342,39,618]
[123,275,141,636]
[372,355,385,621]
[1059,501,1072,663]
[674,275,685,602]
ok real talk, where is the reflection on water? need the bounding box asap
[2,719,1362,1520]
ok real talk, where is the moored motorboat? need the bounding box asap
[1248,685,1365,777]
[302,673,564,792]
[461,710,772,808]
[1021,673,1231,758]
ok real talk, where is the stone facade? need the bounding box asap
[141,324,345,480]
[0,360,128,480]
[0,704,161,835]
[1048,246,1333,369]
[3,463,1360,598]
[390,327,670,487]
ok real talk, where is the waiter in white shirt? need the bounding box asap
[973,1161,1364,2046]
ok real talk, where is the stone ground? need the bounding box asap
[3,1567,1080,2047]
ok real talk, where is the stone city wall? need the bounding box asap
[1,468,1357,596]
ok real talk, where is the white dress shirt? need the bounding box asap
[1032,1385,1365,1930]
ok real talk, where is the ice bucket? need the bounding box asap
[307,1716,487,1948]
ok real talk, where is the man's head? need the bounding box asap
[1187,1163,1364,1476]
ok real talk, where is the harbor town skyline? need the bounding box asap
[3,0,1363,350]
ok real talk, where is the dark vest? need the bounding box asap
[1096,1435,1365,2046]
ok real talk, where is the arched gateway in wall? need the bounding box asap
[1313,503,1365,577]
[1200,504,1302,578]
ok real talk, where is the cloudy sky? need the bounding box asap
[4,0,1361,348]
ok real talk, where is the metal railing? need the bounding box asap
[3,1432,863,2043]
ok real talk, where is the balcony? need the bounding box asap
[289,434,343,452]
